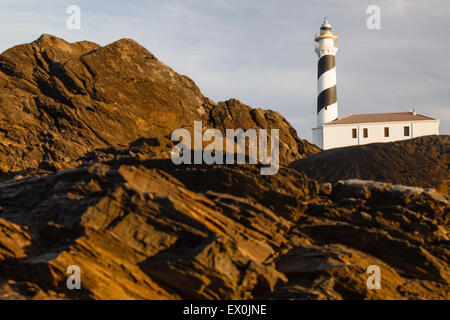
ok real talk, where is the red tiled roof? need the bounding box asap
[325,112,436,125]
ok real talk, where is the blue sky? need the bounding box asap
[0,0,449,141]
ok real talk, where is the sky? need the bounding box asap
[0,0,449,141]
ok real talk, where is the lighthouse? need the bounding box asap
[315,18,339,127]
[311,18,439,150]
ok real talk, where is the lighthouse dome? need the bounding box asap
[320,18,332,31]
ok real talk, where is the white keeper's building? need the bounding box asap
[313,111,440,150]
[311,18,440,150]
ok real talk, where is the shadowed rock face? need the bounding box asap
[0,34,318,175]
[290,135,450,195]
[207,99,320,165]
[0,36,448,300]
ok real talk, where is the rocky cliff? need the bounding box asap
[290,135,449,195]
[0,34,317,176]
[0,36,448,300]
[0,148,448,299]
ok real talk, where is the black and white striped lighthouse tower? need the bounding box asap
[315,18,339,127]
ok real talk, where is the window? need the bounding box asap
[352,128,357,139]
[363,128,368,138]
[404,126,410,137]
[384,127,389,137]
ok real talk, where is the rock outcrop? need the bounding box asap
[0,144,448,299]
[0,34,317,176]
[290,135,449,195]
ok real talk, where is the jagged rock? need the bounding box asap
[0,35,317,176]
[290,135,449,195]
[0,152,448,300]
[207,99,319,165]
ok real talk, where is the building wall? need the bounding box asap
[320,120,439,150]
[312,127,323,149]
[411,121,440,138]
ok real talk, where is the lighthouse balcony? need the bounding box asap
[314,32,338,42]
